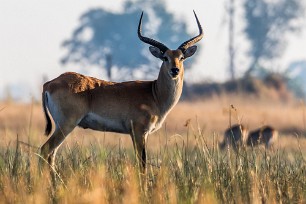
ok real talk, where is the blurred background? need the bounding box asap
[1,2,306,202]
[1,0,306,102]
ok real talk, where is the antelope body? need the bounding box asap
[40,11,203,171]
[247,126,278,148]
[220,124,248,151]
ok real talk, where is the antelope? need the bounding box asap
[246,126,278,149]
[219,124,248,151]
[40,11,203,172]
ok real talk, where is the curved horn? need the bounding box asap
[178,10,203,53]
[138,12,169,53]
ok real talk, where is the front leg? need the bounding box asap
[130,126,148,173]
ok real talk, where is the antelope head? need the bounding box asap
[138,11,203,80]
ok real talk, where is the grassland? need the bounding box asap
[0,95,305,203]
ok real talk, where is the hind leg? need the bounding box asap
[40,125,75,187]
[40,124,75,168]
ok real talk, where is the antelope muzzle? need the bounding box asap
[170,67,180,77]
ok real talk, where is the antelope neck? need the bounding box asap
[152,69,184,115]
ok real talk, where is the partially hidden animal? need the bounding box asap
[219,124,248,151]
[246,126,278,149]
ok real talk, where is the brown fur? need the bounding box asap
[40,12,203,174]
[40,50,195,172]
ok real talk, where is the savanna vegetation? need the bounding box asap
[0,93,305,203]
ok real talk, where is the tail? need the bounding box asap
[42,91,52,136]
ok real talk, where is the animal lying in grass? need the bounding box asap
[220,124,278,150]
[219,124,248,151]
[246,126,278,149]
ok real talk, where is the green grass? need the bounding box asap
[0,131,305,203]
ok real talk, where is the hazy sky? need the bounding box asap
[0,0,305,101]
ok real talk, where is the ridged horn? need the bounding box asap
[178,10,203,53]
[138,12,169,53]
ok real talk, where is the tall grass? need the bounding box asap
[0,130,304,203]
[0,98,305,203]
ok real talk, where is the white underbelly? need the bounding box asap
[78,112,128,133]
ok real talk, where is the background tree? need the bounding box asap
[286,60,306,98]
[61,0,193,81]
[244,0,305,77]
[228,0,236,80]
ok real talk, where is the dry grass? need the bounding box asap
[0,95,305,203]
[1,94,305,147]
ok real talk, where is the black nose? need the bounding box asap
[170,68,179,77]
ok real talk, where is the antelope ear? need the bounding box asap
[149,46,164,59]
[184,45,197,59]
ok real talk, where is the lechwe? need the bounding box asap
[219,124,248,151]
[247,126,278,149]
[40,11,203,172]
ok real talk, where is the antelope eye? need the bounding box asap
[163,57,168,62]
